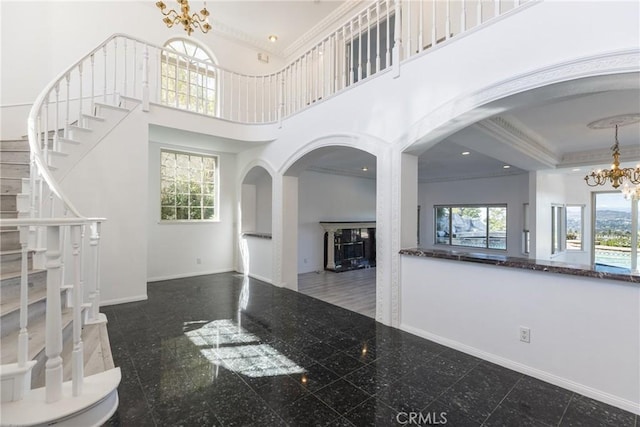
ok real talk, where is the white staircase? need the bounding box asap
[0,94,138,425]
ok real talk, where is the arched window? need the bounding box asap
[161,38,217,115]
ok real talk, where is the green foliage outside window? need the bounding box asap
[160,151,217,221]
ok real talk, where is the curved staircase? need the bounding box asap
[0,100,135,424]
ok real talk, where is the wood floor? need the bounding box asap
[297,268,376,318]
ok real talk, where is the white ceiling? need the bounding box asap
[208,0,354,57]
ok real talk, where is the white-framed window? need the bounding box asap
[434,205,507,250]
[160,38,217,115]
[566,205,584,251]
[160,149,218,221]
[551,204,565,255]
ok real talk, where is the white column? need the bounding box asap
[272,173,298,290]
[281,175,298,290]
[375,146,394,325]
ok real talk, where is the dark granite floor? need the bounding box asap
[103,273,638,426]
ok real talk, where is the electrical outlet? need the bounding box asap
[520,327,531,343]
[196,258,202,265]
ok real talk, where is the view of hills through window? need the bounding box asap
[592,192,639,271]
[435,205,507,250]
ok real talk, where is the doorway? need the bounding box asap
[593,192,639,273]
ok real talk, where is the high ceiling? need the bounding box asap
[209,0,359,57]
[203,1,639,182]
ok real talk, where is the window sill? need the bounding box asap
[158,219,220,224]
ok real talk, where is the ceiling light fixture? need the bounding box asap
[461,151,470,156]
[268,35,278,42]
[584,122,640,190]
[503,165,511,169]
[156,0,211,36]
[362,166,368,171]
[621,182,640,201]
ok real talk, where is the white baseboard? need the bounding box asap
[147,269,234,282]
[100,294,148,307]
[400,323,640,416]
[247,273,272,284]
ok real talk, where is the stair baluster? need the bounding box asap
[78,62,84,124]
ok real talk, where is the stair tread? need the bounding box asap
[0,268,45,281]
[1,308,74,364]
[0,287,47,317]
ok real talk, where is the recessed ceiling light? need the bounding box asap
[572,168,581,172]
[362,166,368,171]
[461,151,470,156]
[268,35,278,42]
[503,165,511,169]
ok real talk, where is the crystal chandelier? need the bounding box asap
[156,0,211,36]
[584,124,640,190]
[621,182,640,200]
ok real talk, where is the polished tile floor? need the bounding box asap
[103,273,638,426]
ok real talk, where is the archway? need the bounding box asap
[401,71,639,268]
[239,165,274,283]
[279,140,382,319]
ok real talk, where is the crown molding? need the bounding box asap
[283,0,370,59]
[419,170,528,184]
[209,1,369,60]
[560,146,640,168]
[307,165,375,180]
[210,19,285,57]
[474,116,560,167]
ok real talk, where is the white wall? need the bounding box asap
[147,141,237,281]
[419,173,529,257]
[298,171,376,274]
[255,178,273,233]
[241,236,273,283]
[241,184,257,232]
[59,108,149,305]
[401,255,640,414]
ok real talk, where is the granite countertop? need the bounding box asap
[242,232,272,239]
[399,248,640,284]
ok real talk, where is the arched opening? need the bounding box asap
[283,145,378,318]
[239,165,273,283]
[402,73,639,269]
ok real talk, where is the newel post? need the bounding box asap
[70,224,84,396]
[88,221,102,322]
[45,225,63,403]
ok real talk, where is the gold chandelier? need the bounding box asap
[584,124,640,190]
[156,0,211,36]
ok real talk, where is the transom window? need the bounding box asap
[161,38,217,115]
[160,150,218,221]
[435,205,507,250]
